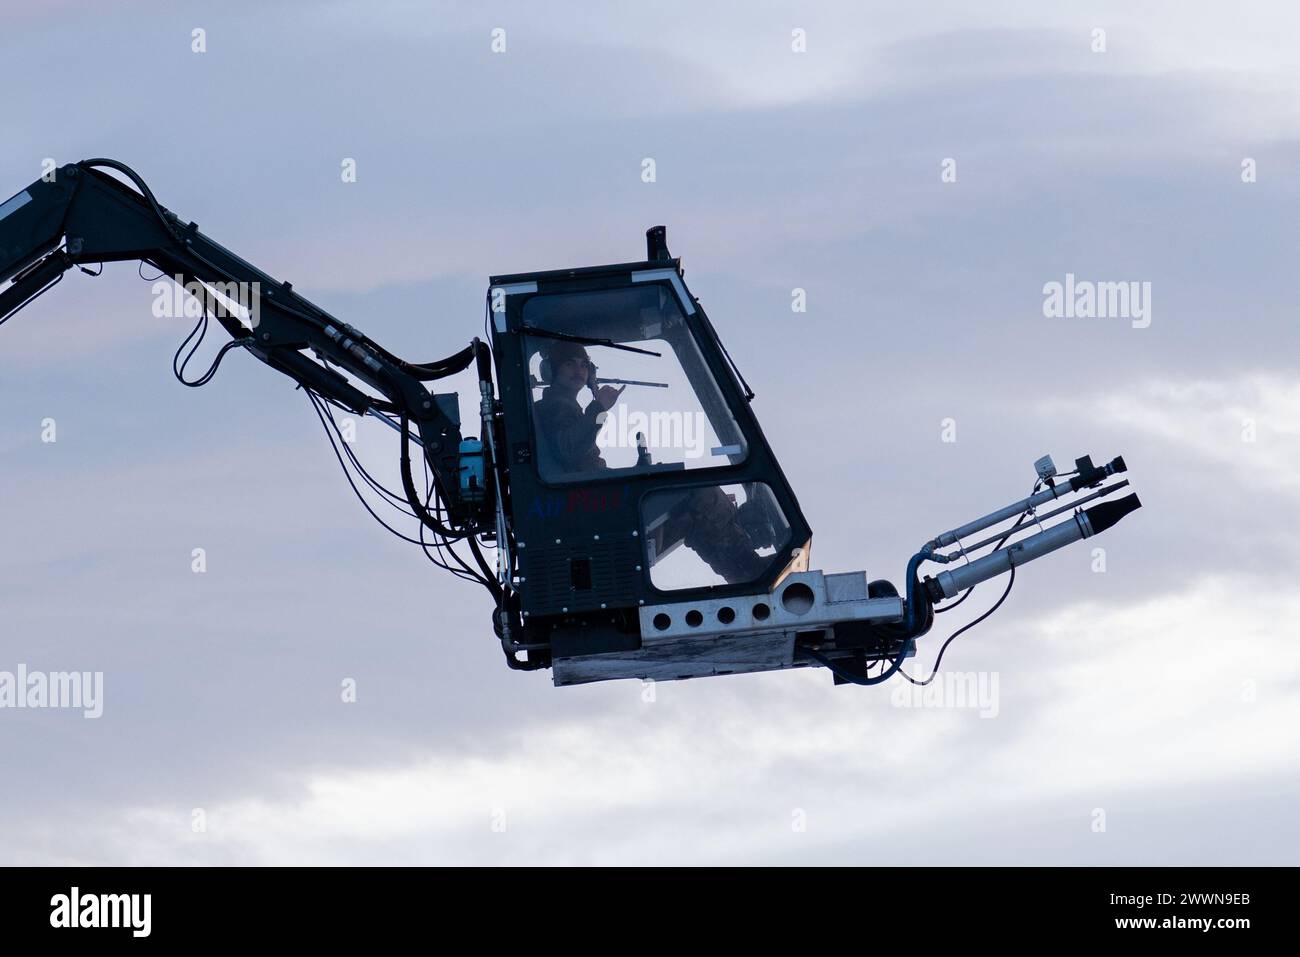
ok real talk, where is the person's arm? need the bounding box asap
[535,397,606,471]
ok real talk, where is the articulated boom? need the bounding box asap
[0,159,1142,687]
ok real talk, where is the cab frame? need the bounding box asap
[489,242,813,656]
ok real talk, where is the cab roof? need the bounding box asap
[489,257,682,287]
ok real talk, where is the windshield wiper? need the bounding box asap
[520,323,661,358]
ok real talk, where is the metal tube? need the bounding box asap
[941,480,1129,557]
[932,484,1073,547]
[935,514,1089,597]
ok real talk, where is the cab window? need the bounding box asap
[641,482,792,590]
[522,284,746,482]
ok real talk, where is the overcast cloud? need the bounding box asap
[1,0,1297,865]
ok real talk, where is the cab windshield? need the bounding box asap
[522,284,746,482]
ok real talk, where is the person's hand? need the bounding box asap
[592,383,625,411]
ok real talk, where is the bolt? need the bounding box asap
[593,534,600,541]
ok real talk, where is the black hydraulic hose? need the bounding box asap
[474,338,493,381]
[796,644,910,686]
[466,533,503,604]
[73,164,514,619]
[395,342,477,380]
[898,566,1017,686]
[398,414,466,541]
[79,158,180,242]
[68,163,506,599]
[355,339,475,381]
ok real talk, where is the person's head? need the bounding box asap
[543,340,593,394]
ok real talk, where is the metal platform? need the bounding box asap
[551,569,905,684]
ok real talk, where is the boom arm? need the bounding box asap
[0,159,481,526]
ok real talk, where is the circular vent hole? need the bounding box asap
[653,613,671,631]
[752,602,771,621]
[717,606,736,625]
[685,609,704,627]
[781,582,816,615]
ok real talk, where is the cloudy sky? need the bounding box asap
[1,0,1297,864]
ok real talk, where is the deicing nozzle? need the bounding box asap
[1083,493,1142,536]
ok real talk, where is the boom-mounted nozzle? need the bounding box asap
[927,490,1141,600]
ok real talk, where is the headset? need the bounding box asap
[537,346,597,388]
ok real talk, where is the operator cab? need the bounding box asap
[488,228,815,675]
